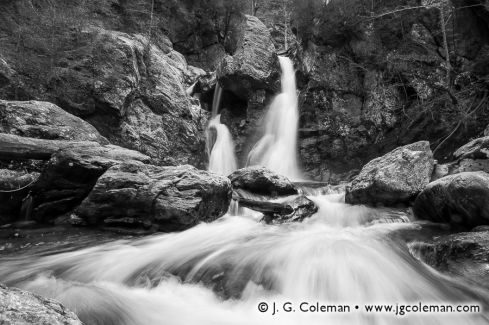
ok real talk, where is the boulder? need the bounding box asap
[0,284,82,325]
[454,136,489,160]
[228,167,298,197]
[49,28,207,166]
[260,196,318,224]
[75,163,232,231]
[0,100,108,144]
[345,141,435,206]
[217,15,280,100]
[413,171,489,228]
[410,231,489,285]
[29,143,150,223]
[0,170,39,224]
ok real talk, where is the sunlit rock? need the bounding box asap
[0,284,82,325]
[0,100,108,144]
[346,141,434,206]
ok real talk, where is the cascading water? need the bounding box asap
[206,84,237,176]
[0,196,488,325]
[247,56,301,180]
[1,57,489,325]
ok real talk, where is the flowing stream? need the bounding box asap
[1,57,489,325]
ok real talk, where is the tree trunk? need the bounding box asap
[439,5,451,86]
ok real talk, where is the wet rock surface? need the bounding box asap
[0,283,82,325]
[260,195,318,224]
[413,171,489,228]
[76,163,232,232]
[345,141,435,206]
[228,167,298,197]
[410,231,489,286]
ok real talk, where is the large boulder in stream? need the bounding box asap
[20,139,150,223]
[413,171,489,228]
[229,166,298,197]
[217,15,280,100]
[76,163,232,231]
[345,141,435,206]
[0,100,108,144]
[0,284,82,325]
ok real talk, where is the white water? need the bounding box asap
[0,195,487,325]
[207,114,238,176]
[247,56,301,180]
[206,84,238,175]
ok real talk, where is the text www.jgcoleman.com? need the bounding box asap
[257,301,481,316]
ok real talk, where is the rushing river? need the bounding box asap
[0,194,488,324]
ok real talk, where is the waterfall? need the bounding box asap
[206,84,238,176]
[247,56,301,180]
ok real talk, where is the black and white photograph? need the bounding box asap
[1,0,489,324]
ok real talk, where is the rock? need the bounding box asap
[362,70,401,129]
[454,136,489,160]
[0,283,82,325]
[413,171,489,228]
[261,196,318,224]
[410,231,489,286]
[345,141,435,206]
[75,163,232,231]
[0,170,40,224]
[30,144,150,223]
[217,15,280,101]
[0,100,108,144]
[49,28,207,166]
[228,167,298,197]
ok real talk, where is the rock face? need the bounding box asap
[431,136,489,181]
[413,171,489,228]
[49,28,207,167]
[0,100,108,143]
[454,136,489,160]
[0,284,82,325]
[30,143,150,223]
[76,163,232,231]
[411,231,489,285]
[229,167,298,197]
[217,15,280,101]
[345,141,435,206]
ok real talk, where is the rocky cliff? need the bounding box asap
[1,0,489,180]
